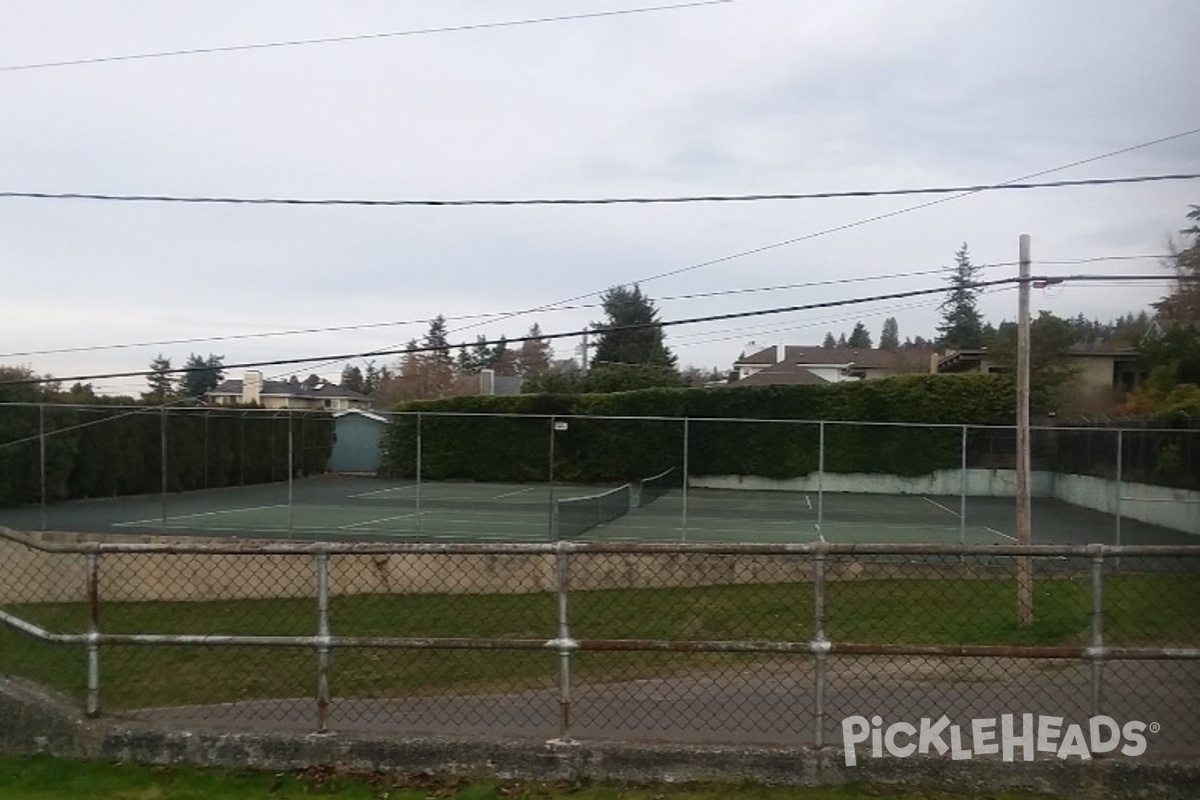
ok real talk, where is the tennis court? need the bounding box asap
[1,471,1192,546]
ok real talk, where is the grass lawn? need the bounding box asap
[0,573,1195,710]
[0,756,1065,800]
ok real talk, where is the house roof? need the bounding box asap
[333,409,389,423]
[731,363,831,386]
[736,345,901,370]
[209,379,369,400]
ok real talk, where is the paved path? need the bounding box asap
[120,656,1200,756]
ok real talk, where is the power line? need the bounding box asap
[4,174,1196,207]
[5,254,1155,361]
[0,274,1183,388]
[0,1,733,73]
[437,127,1200,341]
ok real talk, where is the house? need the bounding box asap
[936,345,1147,395]
[207,370,373,410]
[328,410,389,473]
[729,344,907,386]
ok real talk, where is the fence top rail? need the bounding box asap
[382,411,1200,434]
[2,401,1198,434]
[4,528,1199,559]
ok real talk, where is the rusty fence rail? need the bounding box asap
[1,530,1198,752]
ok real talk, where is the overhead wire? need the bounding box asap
[0,273,1186,390]
[0,1,734,72]
[3,174,1195,207]
[433,127,1200,344]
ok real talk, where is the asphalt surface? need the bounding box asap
[119,656,1200,756]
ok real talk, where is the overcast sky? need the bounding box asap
[2,0,1198,395]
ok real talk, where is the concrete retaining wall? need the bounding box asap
[692,469,1058,498]
[693,471,1200,535]
[1054,474,1200,535]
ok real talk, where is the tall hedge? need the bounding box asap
[380,374,1018,484]
[0,404,334,509]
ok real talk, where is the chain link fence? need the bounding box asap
[2,404,1197,542]
[1,530,1197,755]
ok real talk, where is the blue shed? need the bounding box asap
[328,410,389,474]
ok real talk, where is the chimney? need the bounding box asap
[243,370,263,405]
[480,368,495,396]
[930,352,939,374]
[775,344,785,364]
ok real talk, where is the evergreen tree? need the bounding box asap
[362,360,382,395]
[457,335,493,374]
[847,321,873,348]
[937,243,985,349]
[591,285,677,370]
[836,332,848,347]
[516,323,553,379]
[879,318,899,350]
[339,364,365,393]
[489,335,519,377]
[144,354,176,402]
[420,316,457,396]
[822,332,836,348]
[1155,205,1200,324]
[179,353,224,399]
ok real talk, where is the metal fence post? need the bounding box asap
[1089,547,1105,718]
[316,552,332,733]
[548,416,557,539]
[812,550,830,747]
[552,541,576,743]
[39,403,47,532]
[1115,429,1123,548]
[160,405,168,533]
[817,422,826,539]
[416,413,423,535]
[85,552,101,718]
[681,417,690,540]
[959,425,968,545]
[287,411,295,536]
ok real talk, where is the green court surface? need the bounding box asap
[1,475,1192,546]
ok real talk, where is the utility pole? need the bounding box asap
[1016,234,1034,627]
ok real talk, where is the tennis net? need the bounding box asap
[554,483,633,540]
[638,467,676,508]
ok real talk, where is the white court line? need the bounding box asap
[922,496,961,518]
[987,526,1017,541]
[338,511,430,530]
[112,503,288,527]
[805,494,812,510]
[493,487,537,500]
[349,484,418,498]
